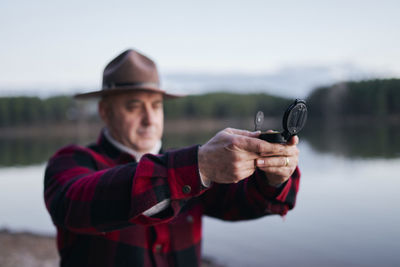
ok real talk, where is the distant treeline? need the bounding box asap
[0,93,292,127]
[1,78,400,127]
[0,96,74,127]
[164,92,291,119]
[307,78,400,121]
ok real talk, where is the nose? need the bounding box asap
[141,105,156,126]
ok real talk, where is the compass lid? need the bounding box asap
[282,99,308,138]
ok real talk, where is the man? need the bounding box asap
[44,49,300,267]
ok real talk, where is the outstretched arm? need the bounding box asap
[44,145,206,234]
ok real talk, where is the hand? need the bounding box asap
[255,135,299,186]
[198,128,291,184]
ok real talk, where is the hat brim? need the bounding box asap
[74,86,183,99]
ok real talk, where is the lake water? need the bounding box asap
[1,125,399,267]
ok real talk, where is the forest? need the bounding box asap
[306,78,400,122]
[0,78,399,127]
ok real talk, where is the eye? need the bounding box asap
[153,101,163,108]
[153,101,163,109]
[126,103,141,111]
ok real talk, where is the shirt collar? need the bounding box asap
[103,128,162,161]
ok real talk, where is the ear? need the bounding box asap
[98,99,110,124]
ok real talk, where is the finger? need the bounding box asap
[257,155,298,168]
[259,143,299,157]
[286,135,299,146]
[256,156,295,168]
[226,128,261,138]
[258,166,289,177]
[231,160,257,182]
[237,137,285,156]
[259,144,299,157]
[231,161,258,177]
[239,159,259,171]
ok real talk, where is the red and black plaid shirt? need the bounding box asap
[44,131,300,267]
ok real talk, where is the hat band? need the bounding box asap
[103,82,160,90]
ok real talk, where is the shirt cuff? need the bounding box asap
[167,145,209,199]
[199,170,212,188]
[142,199,171,216]
[254,168,289,199]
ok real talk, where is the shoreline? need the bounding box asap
[0,117,278,138]
[0,229,224,267]
[1,115,399,139]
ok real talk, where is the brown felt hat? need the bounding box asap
[75,49,180,99]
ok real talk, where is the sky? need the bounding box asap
[1,0,399,96]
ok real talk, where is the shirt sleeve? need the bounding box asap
[201,167,301,220]
[44,144,207,234]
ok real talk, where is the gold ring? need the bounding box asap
[284,157,290,167]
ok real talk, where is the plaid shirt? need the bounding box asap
[44,131,300,267]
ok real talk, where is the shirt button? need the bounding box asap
[182,185,191,194]
[186,215,194,223]
[155,244,162,252]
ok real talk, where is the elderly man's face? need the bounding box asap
[99,91,164,153]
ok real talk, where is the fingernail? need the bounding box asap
[257,159,264,165]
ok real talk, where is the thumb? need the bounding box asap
[226,128,261,138]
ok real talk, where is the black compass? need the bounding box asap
[256,99,308,143]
